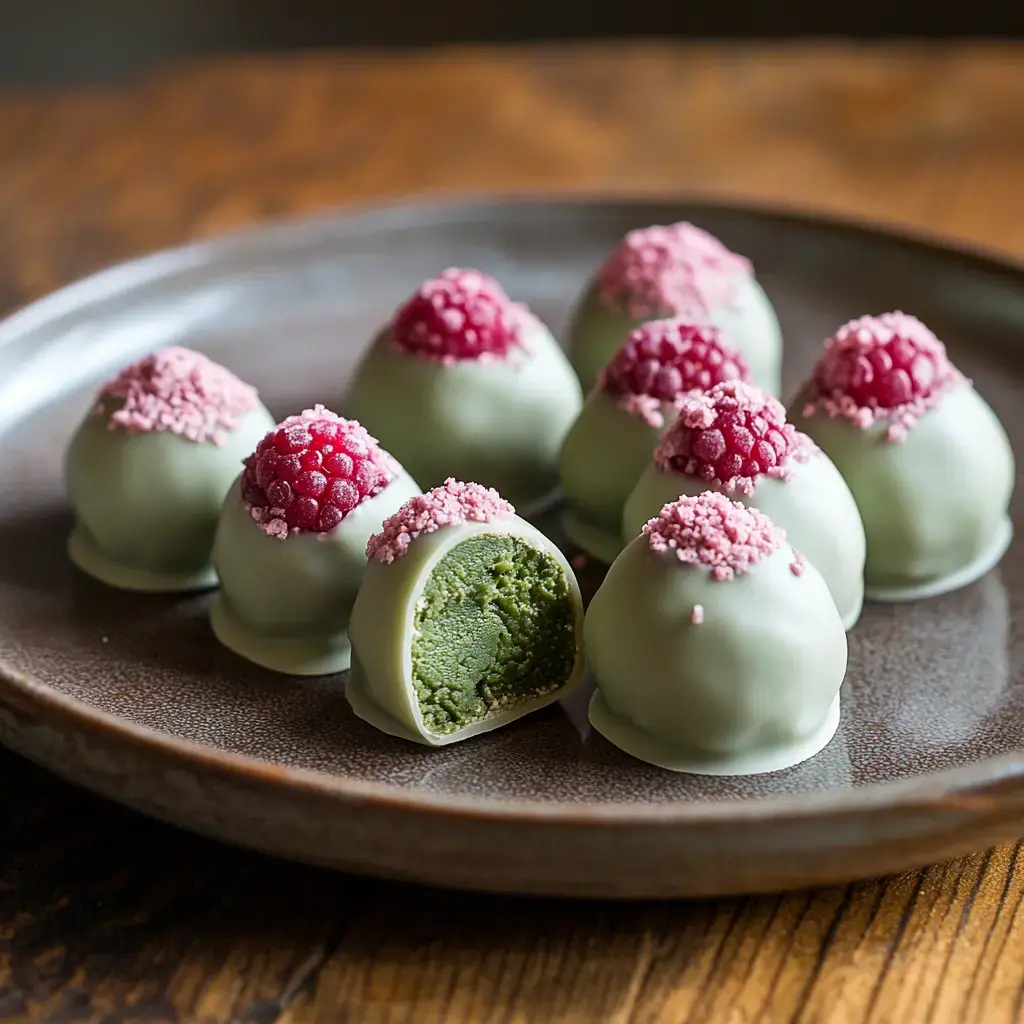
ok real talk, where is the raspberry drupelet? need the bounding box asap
[241,406,396,539]
[802,312,962,442]
[655,380,806,496]
[391,268,525,364]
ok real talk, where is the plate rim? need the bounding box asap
[1,190,1022,827]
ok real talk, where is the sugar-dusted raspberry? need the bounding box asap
[803,312,962,441]
[598,318,750,426]
[391,268,525,363]
[643,491,783,581]
[241,405,396,539]
[655,380,806,495]
[596,222,752,320]
[97,345,258,445]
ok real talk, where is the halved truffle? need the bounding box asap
[348,479,585,745]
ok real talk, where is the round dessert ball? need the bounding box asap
[65,346,276,592]
[623,380,865,630]
[558,317,751,564]
[348,479,585,746]
[789,312,1015,601]
[566,222,782,396]
[210,406,421,675]
[344,268,582,512]
[587,492,848,775]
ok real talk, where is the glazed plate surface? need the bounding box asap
[0,198,1022,898]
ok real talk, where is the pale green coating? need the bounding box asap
[344,322,582,511]
[586,534,847,775]
[566,276,783,396]
[65,403,276,592]
[411,534,577,735]
[347,517,586,746]
[622,450,866,631]
[557,390,664,563]
[210,469,421,675]
[789,383,1015,600]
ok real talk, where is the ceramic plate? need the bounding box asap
[0,197,1021,899]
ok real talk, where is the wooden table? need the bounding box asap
[1,43,1023,1023]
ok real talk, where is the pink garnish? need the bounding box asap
[367,478,515,564]
[790,551,806,577]
[596,222,752,320]
[598,319,750,428]
[654,380,809,496]
[644,491,783,581]
[691,604,705,624]
[241,405,396,539]
[391,268,527,364]
[96,346,258,445]
[802,312,964,442]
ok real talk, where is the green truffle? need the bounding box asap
[348,517,586,745]
[567,280,783,397]
[345,323,582,511]
[66,404,275,592]
[411,535,577,734]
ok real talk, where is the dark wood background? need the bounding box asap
[1,0,1023,85]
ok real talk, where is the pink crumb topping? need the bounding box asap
[691,604,705,625]
[790,551,806,577]
[241,405,397,539]
[391,268,528,364]
[597,318,751,428]
[96,346,258,445]
[367,478,515,564]
[596,222,753,320]
[654,380,810,496]
[802,312,964,442]
[643,491,783,581]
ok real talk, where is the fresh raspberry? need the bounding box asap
[391,268,524,363]
[814,312,954,408]
[599,318,750,401]
[804,312,962,441]
[241,405,396,539]
[655,380,804,495]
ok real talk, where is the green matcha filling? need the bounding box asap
[411,534,576,735]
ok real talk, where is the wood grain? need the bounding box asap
[1,42,1024,1023]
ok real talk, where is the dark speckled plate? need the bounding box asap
[0,197,1022,898]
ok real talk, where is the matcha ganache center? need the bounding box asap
[412,534,576,735]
